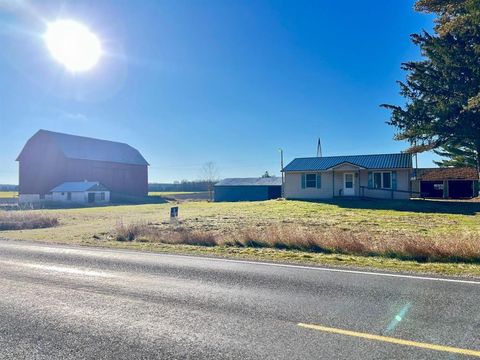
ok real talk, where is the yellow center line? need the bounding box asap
[298,323,480,358]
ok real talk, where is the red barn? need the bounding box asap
[17,130,149,202]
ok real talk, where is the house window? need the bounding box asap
[373,171,392,189]
[100,192,105,201]
[67,192,72,201]
[382,172,391,189]
[374,173,382,189]
[306,174,317,188]
[39,194,45,200]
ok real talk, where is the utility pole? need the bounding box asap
[279,148,284,198]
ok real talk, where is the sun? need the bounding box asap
[44,19,102,72]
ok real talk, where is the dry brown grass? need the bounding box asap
[114,222,217,246]
[0,212,59,230]
[113,222,480,264]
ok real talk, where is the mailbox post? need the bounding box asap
[170,206,179,224]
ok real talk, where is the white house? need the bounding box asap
[48,181,110,204]
[282,153,413,200]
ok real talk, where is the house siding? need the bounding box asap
[285,169,411,200]
[360,169,411,199]
[284,172,334,199]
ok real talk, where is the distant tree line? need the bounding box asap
[149,161,221,196]
[149,180,211,192]
[0,184,18,191]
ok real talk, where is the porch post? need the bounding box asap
[332,171,335,197]
[358,171,360,197]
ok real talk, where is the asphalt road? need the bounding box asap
[0,239,479,359]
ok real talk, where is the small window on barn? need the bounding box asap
[39,194,45,200]
[61,192,65,196]
[67,192,72,201]
[100,192,105,201]
[306,174,317,188]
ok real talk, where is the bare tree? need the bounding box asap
[200,161,219,201]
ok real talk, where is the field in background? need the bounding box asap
[0,191,18,198]
[149,191,209,201]
[1,199,480,275]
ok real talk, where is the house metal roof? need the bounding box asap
[283,153,412,172]
[215,177,282,187]
[50,181,109,192]
[19,130,149,166]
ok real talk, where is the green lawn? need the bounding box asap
[0,191,17,198]
[1,199,480,276]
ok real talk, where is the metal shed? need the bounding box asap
[214,177,282,202]
[49,181,110,204]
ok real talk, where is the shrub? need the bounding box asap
[114,222,144,241]
[0,211,59,230]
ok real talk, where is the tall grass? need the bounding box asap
[113,222,480,264]
[115,222,217,246]
[0,212,59,230]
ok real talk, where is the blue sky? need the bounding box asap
[0,0,437,184]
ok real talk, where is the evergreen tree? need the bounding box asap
[434,142,478,167]
[382,0,480,171]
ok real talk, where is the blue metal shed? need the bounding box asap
[214,177,282,202]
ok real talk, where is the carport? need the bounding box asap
[413,168,479,199]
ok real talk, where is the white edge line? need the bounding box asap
[1,241,480,285]
[155,253,480,285]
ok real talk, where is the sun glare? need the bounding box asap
[44,19,102,72]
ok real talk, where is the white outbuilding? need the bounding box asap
[48,181,110,204]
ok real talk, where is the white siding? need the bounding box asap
[284,169,412,200]
[330,164,362,172]
[19,191,110,204]
[333,171,361,196]
[18,194,40,203]
[284,172,334,199]
[92,191,110,203]
[359,169,411,200]
[50,191,110,204]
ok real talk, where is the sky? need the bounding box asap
[0,0,438,184]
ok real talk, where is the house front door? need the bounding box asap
[343,173,355,196]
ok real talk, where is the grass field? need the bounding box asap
[1,199,480,276]
[0,191,17,198]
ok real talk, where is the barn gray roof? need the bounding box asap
[50,181,109,192]
[18,130,149,166]
[283,153,412,172]
[215,177,282,186]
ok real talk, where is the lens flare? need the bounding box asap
[44,19,102,72]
